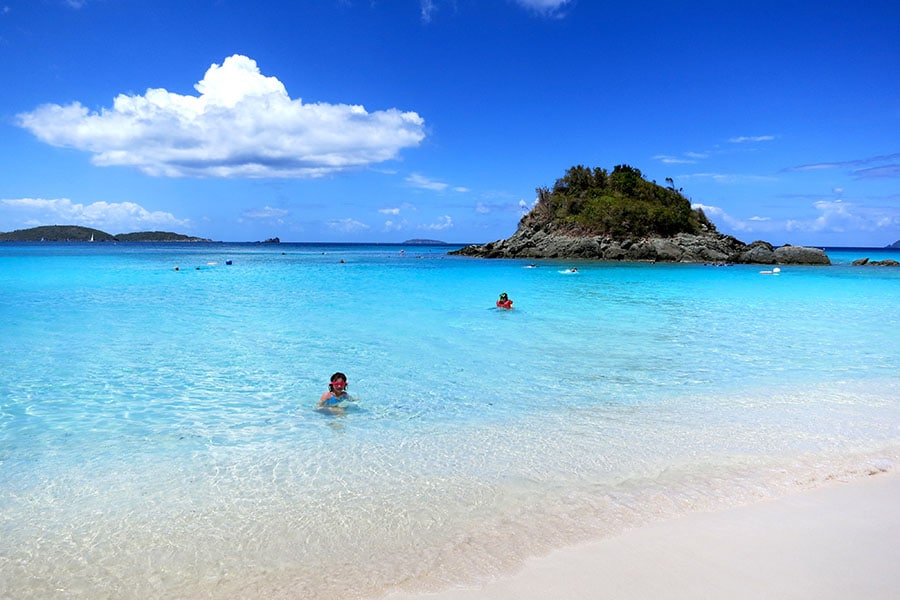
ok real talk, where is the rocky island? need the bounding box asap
[452,165,830,265]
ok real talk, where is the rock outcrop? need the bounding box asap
[451,228,831,265]
[852,257,899,267]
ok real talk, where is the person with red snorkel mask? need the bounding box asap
[318,372,355,408]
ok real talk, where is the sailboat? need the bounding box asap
[89,233,94,242]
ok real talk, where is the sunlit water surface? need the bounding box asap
[1,243,899,599]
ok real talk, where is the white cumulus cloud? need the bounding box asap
[16,55,426,179]
[1,197,188,232]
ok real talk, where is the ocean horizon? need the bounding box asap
[2,242,899,599]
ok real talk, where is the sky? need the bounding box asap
[1,1,898,246]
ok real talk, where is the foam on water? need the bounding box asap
[1,243,899,598]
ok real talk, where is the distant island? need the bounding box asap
[452,164,831,265]
[403,239,447,245]
[0,225,212,242]
[887,240,900,249]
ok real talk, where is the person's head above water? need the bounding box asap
[496,292,513,309]
[328,372,347,392]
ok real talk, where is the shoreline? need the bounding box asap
[380,472,900,600]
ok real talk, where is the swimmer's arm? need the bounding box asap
[318,391,333,407]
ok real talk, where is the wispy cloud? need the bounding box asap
[419,215,453,230]
[406,173,470,193]
[327,218,369,233]
[420,0,572,22]
[383,219,408,232]
[854,165,900,178]
[514,0,573,17]
[654,148,713,166]
[654,154,697,165]
[419,0,436,23]
[694,198,900,239]
[1,197,188,232]
[679,172,778,184]
[786,152,900,177]
[380,201,453,232]
[241,206,289,220]
[729,135,776,143]
[470,196,533,216]
[17,55,426,178]
[406,173,448,191]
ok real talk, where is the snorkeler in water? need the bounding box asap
[318,372,355,408]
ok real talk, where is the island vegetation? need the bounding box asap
[533,164,716,239]
[0,225,211,242]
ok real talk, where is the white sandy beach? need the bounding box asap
[382,473,900,600]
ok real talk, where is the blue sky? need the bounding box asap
[1,0,898,245]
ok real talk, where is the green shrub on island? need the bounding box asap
[114,231,210,242]
[531,164,716,239]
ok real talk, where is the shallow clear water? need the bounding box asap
[1,243,899,599]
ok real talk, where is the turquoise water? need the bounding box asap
[2,243,899,599]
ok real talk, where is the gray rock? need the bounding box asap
[452,229,831,265]
[773,244,831,265]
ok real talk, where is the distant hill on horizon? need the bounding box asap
[402,238,448,245]
[0,225,212,242]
